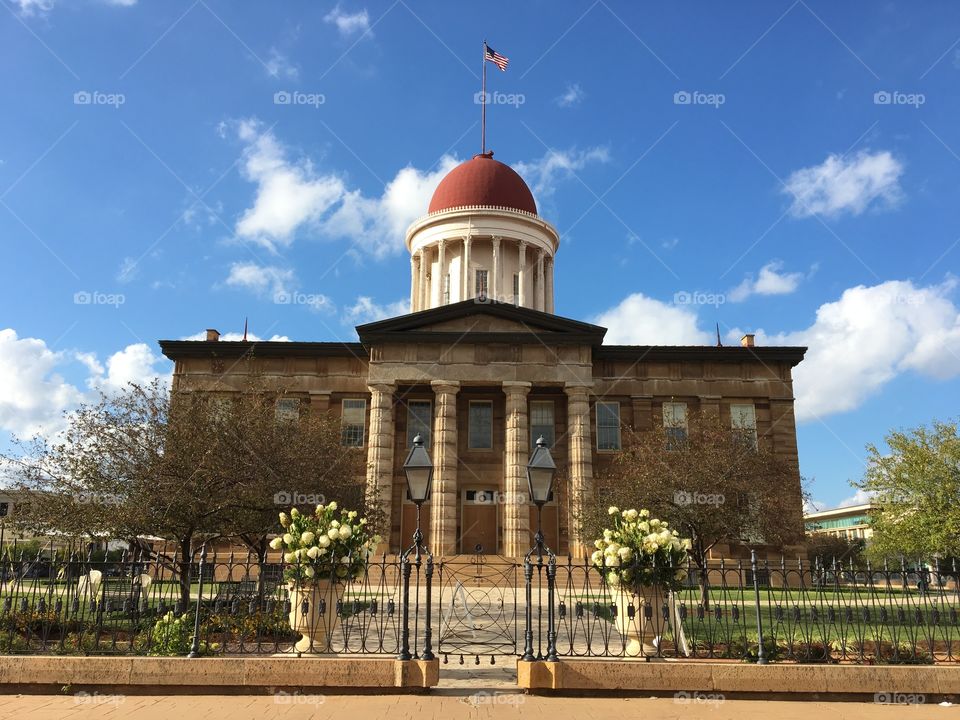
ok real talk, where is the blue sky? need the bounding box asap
[1,0,958,510]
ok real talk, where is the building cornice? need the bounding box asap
[158,340,366,361]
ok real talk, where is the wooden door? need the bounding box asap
[460,489,498,553]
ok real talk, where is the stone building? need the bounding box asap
[160,152,806,558]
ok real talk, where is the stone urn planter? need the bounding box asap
[614,586,666,657]
[287,580,338,653]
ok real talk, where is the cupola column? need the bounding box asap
[437,239,447,305]
[492,236,501,303]
[417,248,428,312]
[409,254,418,311]
[546,256,555,313]
[536,249,546,312]
[462,235,472,301]
[518,241,527,308]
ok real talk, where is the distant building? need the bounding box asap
[160,152,808,558]
[804,503,874,542]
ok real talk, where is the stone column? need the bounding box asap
[462,236,472,301]
[437,239,447,305]
[536,249,546,311]
[410,255,418,312]
[503,381,532,558]
[417,249,427,312]
[366,383,396,552]
[491,236,501,302]
[518,241,527,308]
[429,381,460,556]
[564,383,594,558]
[545,256,555,313]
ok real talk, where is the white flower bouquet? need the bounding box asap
[270,502,380,585]
[591,507,692,592]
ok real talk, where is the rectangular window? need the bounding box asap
[530,400,555,448]
[0,502,8,518]
[596,401,621,451]
[340,399,366,447]
[406,400,432,448]
[475,269,489,299]
[468,401,493,449]
[513,273,520,304]
[275,397,300,422]
[731,403,758,448]
[663,402,688,448]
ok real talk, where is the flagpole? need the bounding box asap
[481,40,487,155]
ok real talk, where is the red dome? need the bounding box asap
[428,152,537,215]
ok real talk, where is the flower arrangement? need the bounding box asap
[269,502,379,585]
[590,507,692,592]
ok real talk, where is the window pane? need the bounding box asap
[407,400,432,448]
[275,398,300,422]
[663,402,687,428]
[530,400,555,447]
[731,404,757,448]
[340,399,366,447]
[596,401,621,450]
[468,402,493,449]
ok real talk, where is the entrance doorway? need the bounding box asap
[460,489,498,553]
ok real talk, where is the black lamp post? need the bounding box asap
[522,436,559,662]
[398,434,434,661]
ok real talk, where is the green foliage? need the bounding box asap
[146,611,210,657]
[855,419,960,559]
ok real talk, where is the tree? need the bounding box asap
[854,419,960,561]
[5,376,365,607]
[586,411,804,606]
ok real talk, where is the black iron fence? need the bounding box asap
[1,540,958,664]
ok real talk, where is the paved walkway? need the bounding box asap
[2,693,953,720]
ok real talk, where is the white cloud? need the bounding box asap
[783,150,903,218]
[324,5,371,37]
[556,83,585,107]
[593,293,712,345]
[265,48,298,79]
[83,344,170,395]
[14,0,53,15]
[728,261,805,302]
[232,119,458,257]
[179,330,291,342]
[0,329,83,438]
[805,488,874,514]
[515,146,610,200]
[225,262,294,299]
[343,296,409,325]
[744,278,960,421]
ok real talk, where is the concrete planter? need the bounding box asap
[614,587,665,657]
[287,580,338,654]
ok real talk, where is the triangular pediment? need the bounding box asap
[356,300,606,345]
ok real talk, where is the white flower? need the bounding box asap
[327,528,339,540]
[338,525,352,540]
[317,547,327,556]
[269,537,283,550]
[359,518,368,525]
[331,520,340,529]
[625,509,639,521]
[606,571,620,587]
[327,501,338,511]
[640,509,650,518]
[604,555,620,567]
[301,531,315,545]
[608,506,620,516]
[290,508,300,518]
[282,533,294,546]
[618,547,633,562]
[590,550,603,566]
[279,512,290,527]
[638,522,649,533]
[347,511,357,519]
[307,546,320,559]
[318,534,331,548]
[682,539,693,551]
[283,552,296,563]
[304,566,315,578]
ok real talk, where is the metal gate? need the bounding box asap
[436,551,519,663]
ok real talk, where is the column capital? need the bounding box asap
[430,380,460,394]
[367,382,396,394]
[502,380,532,396]
[563,382,593,397]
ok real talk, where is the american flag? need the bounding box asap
[485,44,509,71]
